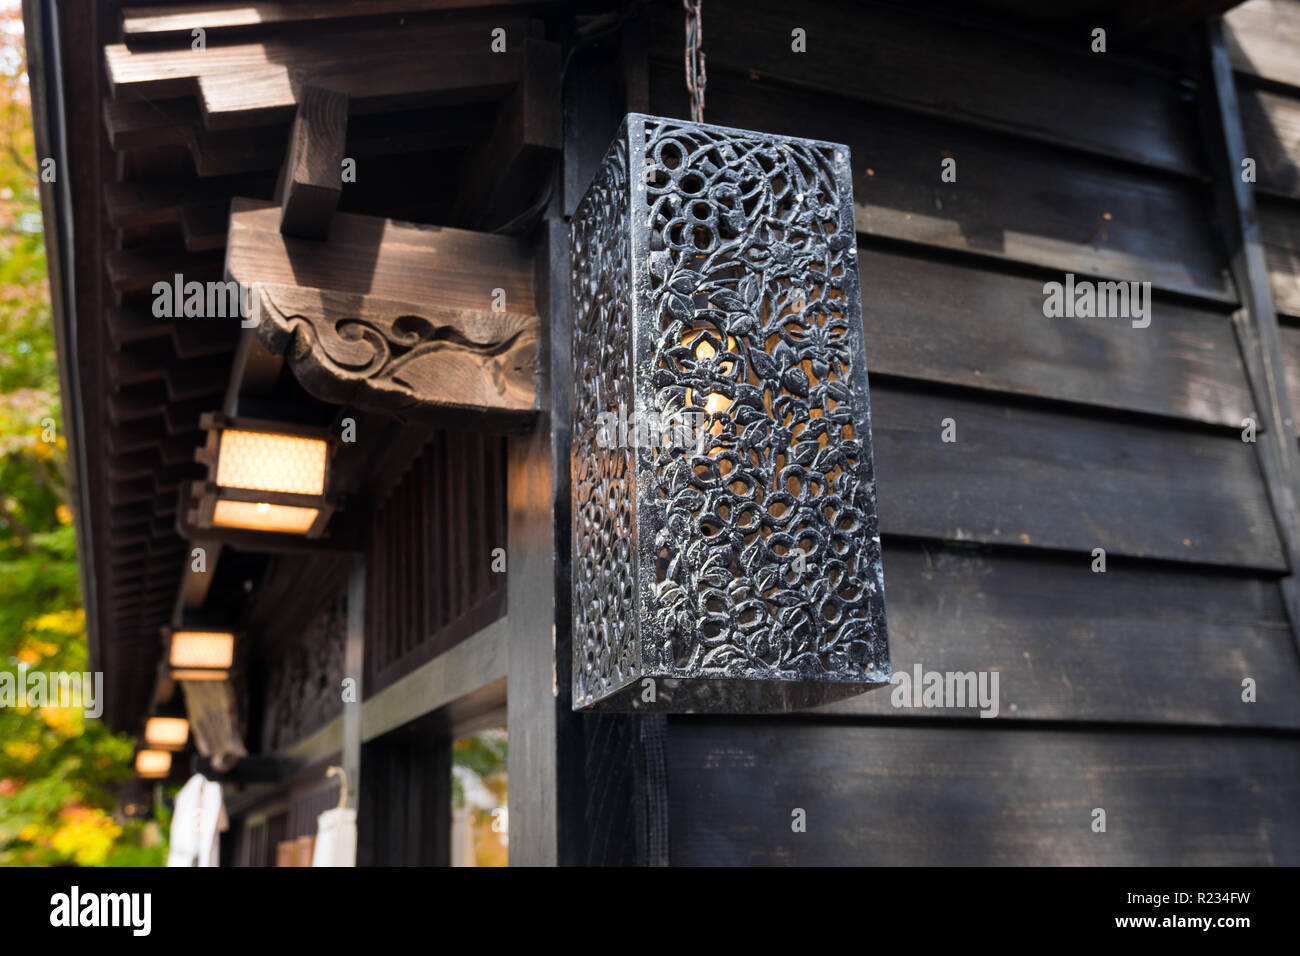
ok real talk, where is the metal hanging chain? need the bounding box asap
[683,0,706,123]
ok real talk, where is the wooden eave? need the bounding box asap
[33,0,560,733]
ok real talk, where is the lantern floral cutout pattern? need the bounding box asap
[572,115,888,711]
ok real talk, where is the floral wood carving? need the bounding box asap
[254,283,538,425]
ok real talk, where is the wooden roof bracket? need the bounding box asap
[276,82,348,240]
[219,74,544,431]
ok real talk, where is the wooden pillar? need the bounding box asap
[505,220,585,865]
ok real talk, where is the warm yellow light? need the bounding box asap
[215,428,327,495]
[683,331,734,435]
[170,669,229,682]
[135,750,172,778]
[703,391,729,416]
[169,630,235,670]
[144,716,189,749]
[211,499,320,534]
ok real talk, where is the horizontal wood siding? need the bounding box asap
[859,247,1252,428]
[667,721,1300,865]
[870,385,1284,569]
[642,0,1300,865]
[817,543,1300,728]
[647,0,1207,175]
[1226,0,1300,92]
[654,61,1233,304]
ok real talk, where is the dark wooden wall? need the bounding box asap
[357,716,452,866]
[636,0,1300,865]
[235,774,342,867]
[365,431,508,695]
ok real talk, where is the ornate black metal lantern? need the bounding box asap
[570,114,888,712]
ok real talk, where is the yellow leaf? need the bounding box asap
[3,741,40,763]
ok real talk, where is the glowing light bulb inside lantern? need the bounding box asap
[684,330,736,439]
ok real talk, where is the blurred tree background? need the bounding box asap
[451,730,508,866]
[0,0,167,866]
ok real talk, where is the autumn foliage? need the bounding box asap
[0,0,167,867]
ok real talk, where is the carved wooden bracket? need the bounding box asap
[181,679,247,773]
[254,282,537,421]
[225,198,540,430]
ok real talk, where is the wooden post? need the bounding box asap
[506,217,561,866]
[505,219,587,866]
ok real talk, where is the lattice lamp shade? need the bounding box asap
[168,629,235,682]
[570,114,889,712]
[188,413,336,538]
[135,749,173,779]
[144,716,190,750]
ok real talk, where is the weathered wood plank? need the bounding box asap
[106,19,539,100]
[277,85,347,239]
[102,95,196,150]
[1276,323,1300,424]
[870,384,1286,570]
[1225,0,1300,92]
[363,431,508,694]
[1239,86,1300,200]
[667,721,1300,864]
[858,246,1251,428]
[815,543,1300,727]
[649,62,1234,303]
[225,198,534,315]
[121,1,554,41]
[196,50,519,130]
[1259,196,1300,317]
[105,19,542,139]
[647,0,1206,175]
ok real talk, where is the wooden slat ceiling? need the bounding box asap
[75,0,556,729]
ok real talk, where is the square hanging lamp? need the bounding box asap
[144,715,190,751]
[569,114,889,712]
[135,749,173,779]
[166,628,236,682]
[189,412,336,537]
